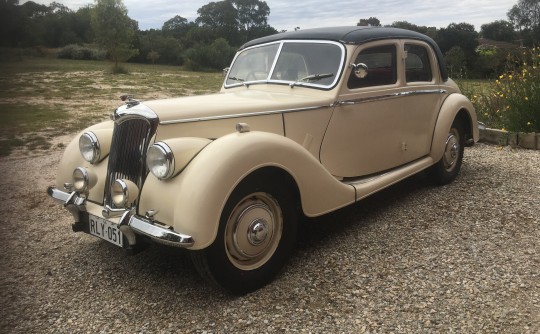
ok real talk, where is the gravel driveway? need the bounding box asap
[0,142,538,333]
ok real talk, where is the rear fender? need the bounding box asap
[138,131,356,249]
[431,93,478,161]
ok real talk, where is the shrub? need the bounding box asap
[109,64,130,74]
[464,47,540,132]
[185,38,236,71]
[57,44,106,61]
[495,48,540,132]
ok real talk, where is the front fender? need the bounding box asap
[430,93,478,161]
[138,131,356,249]
[55,121,114,203]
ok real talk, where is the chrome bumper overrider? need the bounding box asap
[47,186,194,248]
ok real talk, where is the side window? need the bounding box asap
[348,45,397,89]
[405,44,432,82]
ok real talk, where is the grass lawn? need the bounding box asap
[0,57,223,156]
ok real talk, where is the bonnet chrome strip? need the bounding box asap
[159,105,333,125]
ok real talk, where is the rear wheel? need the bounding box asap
[191,171,298,294]
[428,120,465,185]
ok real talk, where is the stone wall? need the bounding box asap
[479,128,540,150]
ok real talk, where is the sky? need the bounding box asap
[23,0,517,32]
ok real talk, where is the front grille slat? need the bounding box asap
[105,116,157,209]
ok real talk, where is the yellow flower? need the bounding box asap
[509,75,513,80]
[528,121,532,126]
[525,96,529,101]
[499,75,504,79]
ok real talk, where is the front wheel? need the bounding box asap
[191,171,298,294]
[428,120,465,185]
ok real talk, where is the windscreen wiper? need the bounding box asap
[290,73,334,87]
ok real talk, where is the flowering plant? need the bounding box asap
[462,47,540,133]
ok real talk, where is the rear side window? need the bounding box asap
[405,44,432,82]
[348,45,397,89]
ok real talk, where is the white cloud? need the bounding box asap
[21,0,516,31]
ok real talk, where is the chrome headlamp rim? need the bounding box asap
[146,142,175,180]
[111,179,129,208]
[79,132,100,164]
[72,167,89,192]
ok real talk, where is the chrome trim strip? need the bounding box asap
[159,105,333,125]
[129,215,194,248]
[224,40,346,90]
[338,89,447,105]
[113,103,158,123]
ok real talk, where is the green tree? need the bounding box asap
[357,17,381,27]
[162,15,193,39]
[389,21,438,39]
[185,37,236,70]
[195,0,273,45]
[480,20,515,42]
[147,50,159,64]
[196,1,240,44]
[231,0,271,41]
[508,0,540,46]
[138,30,184,65]
[91,0,138,70]
[436,23,479,73]
[445,46,466,77]
[0,0,23,47]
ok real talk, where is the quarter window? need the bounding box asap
[348,45,397,89]
[405,44,432,82]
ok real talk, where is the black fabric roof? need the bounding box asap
[240,26,449,81]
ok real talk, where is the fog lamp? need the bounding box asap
[111,179,139,208]
[73,167,90,192]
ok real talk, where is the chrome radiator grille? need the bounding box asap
[104,116,157,208]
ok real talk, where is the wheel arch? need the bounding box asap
[431,93,478,162]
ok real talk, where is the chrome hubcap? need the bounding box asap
[225,193,283,270]
[443,129,460,171]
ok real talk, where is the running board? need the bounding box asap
[345,157,434,202]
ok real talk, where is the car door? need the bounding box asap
[320,40,443,178]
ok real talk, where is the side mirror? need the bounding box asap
[352,63,369,79]
[222,67,230,78]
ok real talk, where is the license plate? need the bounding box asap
[88,214,123,247]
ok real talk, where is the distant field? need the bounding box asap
[0,58,496,157]
[455,79,493,98]
[0,57,223,156]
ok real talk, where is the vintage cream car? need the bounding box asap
[48,27,478,294]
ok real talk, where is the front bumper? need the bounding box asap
[47,186,194,248]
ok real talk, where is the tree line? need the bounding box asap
[1,0,539,76]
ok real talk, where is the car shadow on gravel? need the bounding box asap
[67,235,224,297]
[296,170,433,251]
